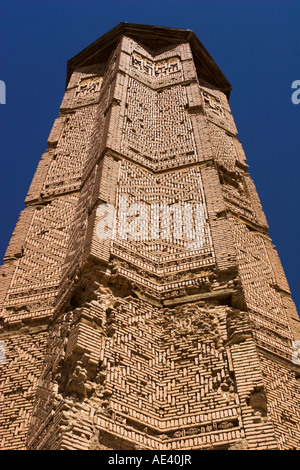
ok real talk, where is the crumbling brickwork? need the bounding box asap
[1,23,299,450]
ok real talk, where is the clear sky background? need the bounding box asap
[0,0,299,310]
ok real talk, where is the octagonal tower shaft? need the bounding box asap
[1,24,299,450]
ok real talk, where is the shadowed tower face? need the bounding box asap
[0,24,299,450]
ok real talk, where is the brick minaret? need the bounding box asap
[1,24,299,450]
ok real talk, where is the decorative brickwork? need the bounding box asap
[1,23,299,450]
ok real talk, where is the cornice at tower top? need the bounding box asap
[66,22,232,98]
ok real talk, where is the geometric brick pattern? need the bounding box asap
[1,23,299,450]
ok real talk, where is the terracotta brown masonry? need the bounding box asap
[1,23,299,450]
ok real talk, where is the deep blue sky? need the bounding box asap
[0,0,299,310]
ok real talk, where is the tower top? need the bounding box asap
[66,22,232,97]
